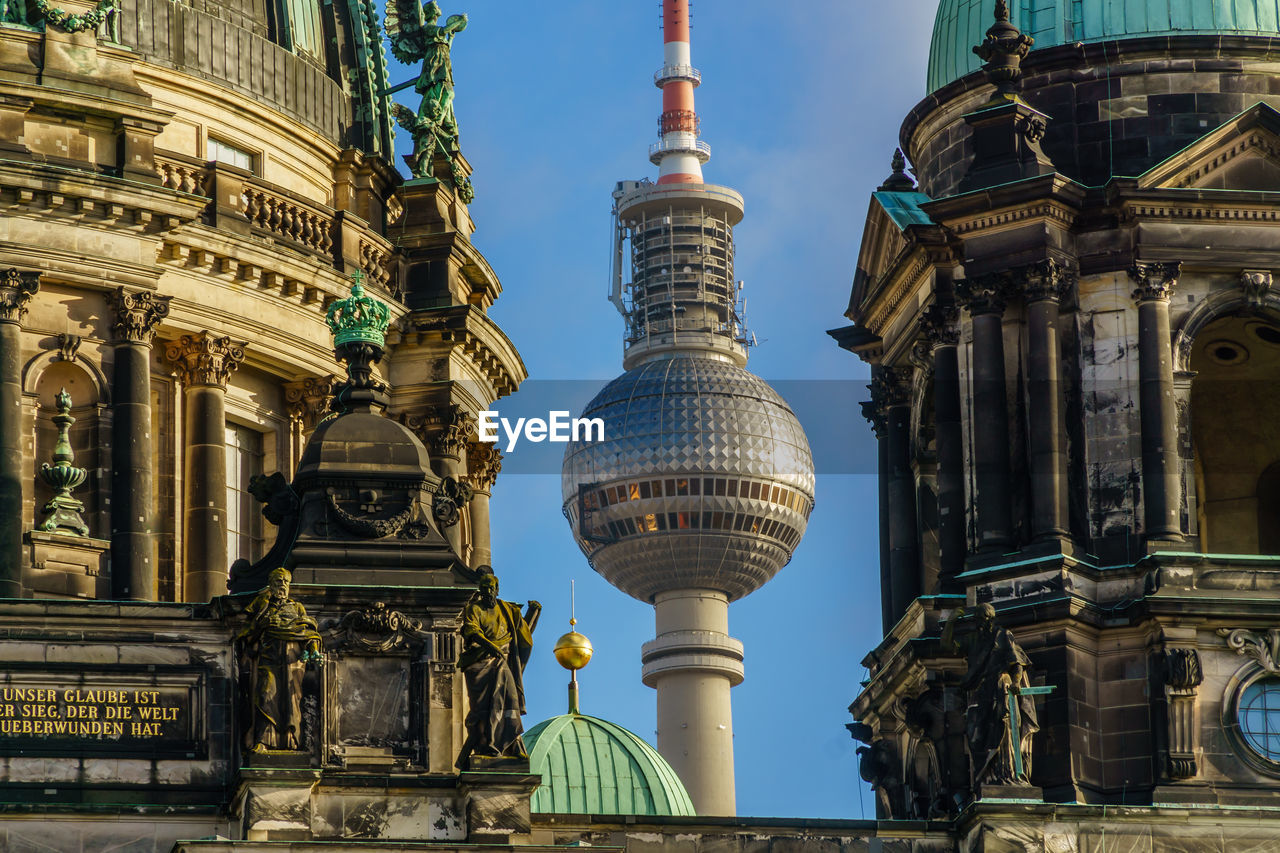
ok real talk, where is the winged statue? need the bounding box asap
[384,0,473,197]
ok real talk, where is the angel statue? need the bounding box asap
[386,0,472,195]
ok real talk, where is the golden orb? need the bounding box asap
[553,630,594,671]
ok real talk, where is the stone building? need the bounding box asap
[833,0,1280,847]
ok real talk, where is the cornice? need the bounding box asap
[390,305,527,400]
[862,242,954,336]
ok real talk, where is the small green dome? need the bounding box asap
[524,714,696,816]
[928,0,1280,92]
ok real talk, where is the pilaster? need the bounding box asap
[166,332,246,601]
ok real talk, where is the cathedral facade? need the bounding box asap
[836,0,1280,847]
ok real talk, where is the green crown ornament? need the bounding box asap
[326,272,390,348]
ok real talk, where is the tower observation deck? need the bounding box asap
[562,0,815,817]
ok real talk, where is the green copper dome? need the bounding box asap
[928,0,1280,92]
[524,713,696,816]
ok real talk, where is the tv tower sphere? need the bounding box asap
[560,0,814,818]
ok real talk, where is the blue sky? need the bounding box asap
[387,0,939,818]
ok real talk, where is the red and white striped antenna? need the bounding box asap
[650,0,709,184]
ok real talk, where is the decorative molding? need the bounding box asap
[404,403,476,460]
[322,602,429,653]
[1241,269,1273,310]
[918,303,959,348]
[956,272,1011,316]
[284,374,341,431]
[164,331,246,389]
[464,440,502,493]
[108,287,170,344]
[863,367,911,437]
[431,476,473,529]
[0,268,41,324]
[1221,628,1280,673]
[1161,647,1202,780]
[56,333,82,363]
[946,201,1076,236]
[1129,261,1182,303]
[1021,258,1074,303]
[326,490,413,539]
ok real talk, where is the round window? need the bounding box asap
[1239,678,1280,761]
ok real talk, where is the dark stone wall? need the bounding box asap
[905,37,1280,200]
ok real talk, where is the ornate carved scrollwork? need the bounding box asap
[1220,628,1280,673]
[1128,261,1182,303]
[108,287,170,343]
[432,476,473,528]
[956,272,1013,316]
[465,440,502,493]
[918,302,959,348]
[322,602,429,653]
[326,489,414,539]
[1241,269,1274,310]
[0,268,41,324]
[1161,647,1203,780]
[1022,258,1074,303]
[165,331,246,388]
[284,375,341,431]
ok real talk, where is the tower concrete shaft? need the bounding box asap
[641,589,743,816]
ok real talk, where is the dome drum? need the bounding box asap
[913,0,1280,198]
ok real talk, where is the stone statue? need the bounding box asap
[236,568,323,752]
[456,567,540,769]
[385,0,474,199]
[942,603,1039,787]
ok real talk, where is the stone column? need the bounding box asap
[874,368,920,623]
[166,333,246,601]
[464,440,502,569]
[920,302,965,586]
[958,273,1014,551]
[107,288,171,600]
[861,398,892,635]
[1024,260,1069,542]
[0,269,40,598]
[415,403,475,558]
[1130,262,1184,542]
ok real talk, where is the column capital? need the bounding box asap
[108,287,171,343]
[0,268,41,324]
[284,374,341,431]
[165,332,246,389]
[1022,258,1074,303]
[403,403,476,460]
[956,272,1011,315]
[919,302,959,348]
[863,367,912,438]
[1129,261,1181,303]
[464,440,502,493]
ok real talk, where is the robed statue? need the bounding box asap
[235,568,323,752]
[942,603,1039,787]
[456,567,541,769]
[385,0,473,197]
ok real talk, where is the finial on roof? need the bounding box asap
[973,0,1034,100]
[553,579,594,714]
[878,148,917,192]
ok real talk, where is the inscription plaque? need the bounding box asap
[0,671,203,757]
